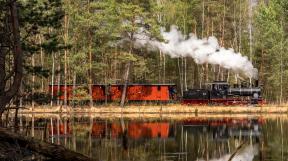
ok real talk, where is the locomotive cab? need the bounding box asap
[208,81,229,99]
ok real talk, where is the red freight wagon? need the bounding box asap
[107,84,173,101]
[49,84,176,102]
[92,85,105,101]
[127,85,170,101]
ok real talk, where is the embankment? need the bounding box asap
[18,104,288,114]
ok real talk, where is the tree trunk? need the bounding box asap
[181,57,184,91]
[233,1,237,49]
[64,14,69,107]
[0,1,23,113]
[260,49,264,84]
[221,0,226,46]
[226,70,230,82]
[120,62,131,107]
[159,50,162,82]
[39,35,44,92]
[218,67,221,81]
[0,50,6,105]
[279,20,283,105]
[50,53,55,107]
[182,16,187,91]
[193,63,199,88]
[205,63,209,85]
[163,52,166,83]
[199,65,204,88]
[120,40,134,107]
[72,73,76,107]
[32,54,35,110]
[238,0,242,52]
[201,0,205,38]
[248,0,253,61]
[57,52,61,106]
[105,76,108,106]
[177,58,183,96]
[88,39,93,108]
[184,58,187,91]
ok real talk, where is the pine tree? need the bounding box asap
[0,0,63,113]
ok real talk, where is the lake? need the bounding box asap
[7,113,288,161]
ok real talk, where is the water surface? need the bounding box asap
[9,114,288,161]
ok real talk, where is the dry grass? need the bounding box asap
[18,112,288,121]
[18,104,288,115]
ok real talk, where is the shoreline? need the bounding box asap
[18,112,288,120]
[16,104,288,114]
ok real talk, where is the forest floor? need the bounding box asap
[17,104,288,115]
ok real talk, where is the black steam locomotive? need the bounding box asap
[182,81,263,105]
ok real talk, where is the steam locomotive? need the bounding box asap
[182,81,263,105]
[49,81,263,105]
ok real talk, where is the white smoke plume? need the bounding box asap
[134,25,258,79]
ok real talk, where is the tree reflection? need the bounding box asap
[13,115,288,161]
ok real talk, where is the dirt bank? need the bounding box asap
[17,104,288,114]
[18,112,288,121]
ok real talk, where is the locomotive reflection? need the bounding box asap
[182,118,264,141]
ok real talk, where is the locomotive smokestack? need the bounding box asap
[255,80,259,87]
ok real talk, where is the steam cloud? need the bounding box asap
[134,25,258,79]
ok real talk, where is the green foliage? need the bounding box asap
[19,0,64,55]
[8,0,288,103]
[254,0,288,101]
[24,65,50,78]
[7,0,65,96]
[72,86,90,101]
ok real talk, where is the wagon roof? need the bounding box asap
[49,83,176,86]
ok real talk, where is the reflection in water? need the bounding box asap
[197,144,259,161]
[5,114,288,161]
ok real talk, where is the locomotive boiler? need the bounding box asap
[182,81,263,105]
